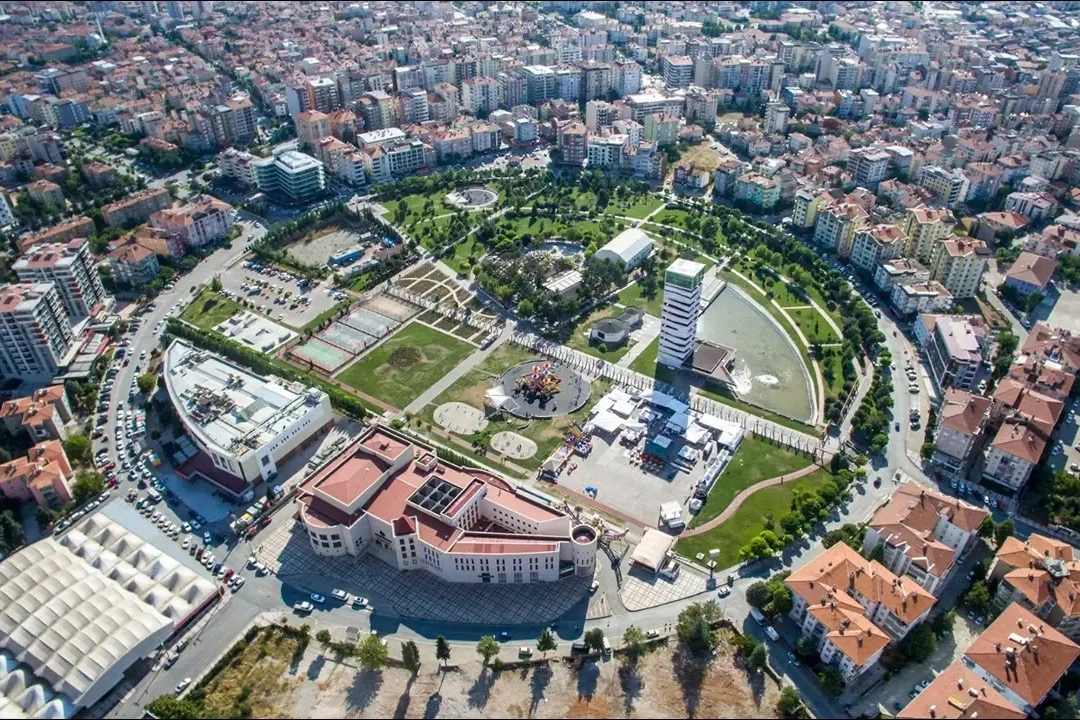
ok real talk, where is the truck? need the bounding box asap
[750,608,767,626]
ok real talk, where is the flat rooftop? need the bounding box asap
[164,339,326,456]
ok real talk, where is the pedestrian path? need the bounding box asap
[681,462,823,537]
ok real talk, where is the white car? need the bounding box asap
[331,588,348,602]
[231,576,246,591]
[181,536,190,549]
[175,678,191,694]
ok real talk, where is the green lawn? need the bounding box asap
[565,305,634,362]
[788,307,841,345]
[497,214,610,244]
[605,194,664,219]
[821,352,849,404]
[338,322,476,409]
[384,191,452,226]
[181,291,243,330]
[688,436,813,528]
[417,343,609,470]
[445,235,485,276]
[677,468,833,567]
[629,336,660,376]
[651,207,693,229]
[617,282,664,318]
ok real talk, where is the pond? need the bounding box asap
[698,286,814,422]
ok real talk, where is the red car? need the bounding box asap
[103,462,116,472]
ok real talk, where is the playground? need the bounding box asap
[489,360,591,419]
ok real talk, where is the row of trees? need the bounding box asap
[850,356,895,454]
[738,471,854,562]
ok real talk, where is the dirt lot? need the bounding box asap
[286,225,371,267]
[288,637,781,719]
[679,142,723,173]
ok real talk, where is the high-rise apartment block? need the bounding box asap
[12,239,108,320]
[0,283,74,382]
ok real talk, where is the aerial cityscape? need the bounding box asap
[1,0,1080,718]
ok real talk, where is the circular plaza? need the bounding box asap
[445,186,498,210]
[490,360,591,419]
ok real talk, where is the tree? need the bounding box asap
[145,695,203,719]
[622,625,646,665]
[777,686,803,718]
[315,629,331,649]
[994,519,1015,548]
[401,640,421,676]
[962,581,992,614]
[794,635,818,661]
[745,581,772,609]
[583,628,606,653]
[209,275,223,292]
[818,667,845,696]
[978,515,996,538]
[769,583,794,616]
[62,433,93,467]
[435,635,451,667]
[746,643,768,672]
[676,600,723,656]
[71,470,105,505]
[536,628,557,658]
[356,633,389,670]
[137,372,157,395]
[476,635,500,665]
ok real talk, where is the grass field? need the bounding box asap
[496,214,610,244]
[181,291,242,330]
[688,436,812,528]
[616,282,665,318]
[419,343,608,470]
[605,194,664,219]
[651,207,693,230]
[338,322,475,408]
[788,307,841,345]
[677,468,833,567]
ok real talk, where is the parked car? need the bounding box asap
[310,593,326,604]
[175,678,191,694]
[294,600,314,613]
[331,588,348,601]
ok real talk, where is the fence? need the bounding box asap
[384,284,502,336]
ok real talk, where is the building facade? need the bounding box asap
[658,259,704,368]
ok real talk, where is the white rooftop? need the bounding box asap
[596,227,654,265]
[164,339,328,458]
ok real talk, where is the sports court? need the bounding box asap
[318,321,376,354]
[362,294,415,322]
[341,306,396,339]
[290,337,352,374]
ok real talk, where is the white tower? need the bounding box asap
[658,259,705,368]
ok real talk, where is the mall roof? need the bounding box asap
[164,339,328,456]
[0,513,218,712]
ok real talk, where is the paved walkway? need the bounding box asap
[402,320,511,415]
[682,461,824,537]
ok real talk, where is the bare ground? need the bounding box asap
[290,641,780,719]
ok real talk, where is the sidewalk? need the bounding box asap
[681,462,823,537]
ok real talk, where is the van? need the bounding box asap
[601,636,611,656]
[750,608,767,626]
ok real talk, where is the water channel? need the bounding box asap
[697,286,814,422]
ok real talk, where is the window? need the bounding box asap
[529,571,539,582]
[513,572,523,583]
[261,455,271,467]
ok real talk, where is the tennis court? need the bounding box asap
[290,338,352,374]
[318,321,376,354]
[341,307,396,339]
[363,294,416,323]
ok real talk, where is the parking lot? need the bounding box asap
[1043,285,1080,334]
[558,408,710,527]
[218,262,340,329]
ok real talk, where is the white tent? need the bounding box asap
[630,528,676,572]
[484,387,518,412]
[591,410,623,435]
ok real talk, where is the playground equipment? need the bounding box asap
[515,362,562,401]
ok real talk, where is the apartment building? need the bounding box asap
[848,147,890,190]
[916,314,993,393]
[294,111,331,149]
[733,172,781,211]
[791,188,825,230]
[0,440,72,508]
[12,238,108,320]
[933,389,992,474]
[900,205,955,264]
[100,187,172,229]
[929,237,989,299]
[1005,191,1059,222]
[962,604,1080,715]
[786,543,936,683]
[983,419,1045,491]
[26,179,64,209]
[662,55,694,89]
[216,148,259,188]
[0,284,74,382]
[643,113,679,146]
[253,149,326,202]
[889,281,954,317]
[107,242,160,287]
[0,385,71,442]
[862,481,988,596]
[296,425,597,583]
[461,76,499,116]
[586,134,626,170]
[150,196,235,252]
[557,122,587,166]
[1004,251,1058,298]
[898,661,1025,720]
[874,258,930,292]
[17,216,95,254]
[851,223,905,272]
[918,166,970,208]
[813,202,869,258]
[1021,323,1080,373]
[990,534,1080,643]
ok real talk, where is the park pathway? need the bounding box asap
[681,461,823,537]
[402,319,513,415]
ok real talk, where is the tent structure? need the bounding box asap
[630,528,676,572]
[484,386,519,413]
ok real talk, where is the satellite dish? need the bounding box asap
[942,134,959,150]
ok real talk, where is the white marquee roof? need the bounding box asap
[0,515,218,710]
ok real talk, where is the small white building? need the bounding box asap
[594,227,654,270]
